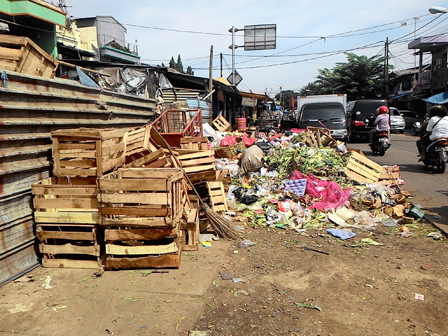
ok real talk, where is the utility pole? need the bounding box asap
[209,45,213,105]
[384,37,389,100]
[229,26,238,86]
[220,53,223,77]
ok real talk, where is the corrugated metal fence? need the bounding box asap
[0,71,156,285]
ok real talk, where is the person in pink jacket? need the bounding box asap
[370,105,390,142]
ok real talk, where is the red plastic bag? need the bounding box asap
[242,132,257,147]
[220,136,236,147]
[291,170,351,211]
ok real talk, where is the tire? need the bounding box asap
[378,146,386,156]
[400,130,404,134]
[436,160,446,174]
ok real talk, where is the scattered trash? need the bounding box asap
[130,270,169,276]
[42,276,52,290]
[233,225,245,231]
[202,241,212,247]
[121,297,140,302]
[414,293,424,301]
[199,234,219,243]
[294,302,322,311]
[52,305,67,312]
[234,290,250,297]
[77,276,91,284]
[421,264,430,270]
[188,331,209,336]
[431,214,442,220]
[360,238,384,246]
[219,272,233,280]
[232,278,244,283]
[239,239,257,248]
[7,303,33,314]
[233,250,239,254]
[15,275,34,283]
[427,232,443,240]
[326,228,356,240]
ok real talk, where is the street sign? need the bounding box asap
[244,24,276,51]
[227,70,242,86]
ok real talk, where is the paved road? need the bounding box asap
[347,132,448,227]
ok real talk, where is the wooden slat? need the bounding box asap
[34,212,99,224]
[350,151,383,173]
[180,157,215,167]
[177,150,214,160]
[104,228,179,241]
[99,179,169,192]
[99,193,169,206]
[105,249,181,270]
[60,159,96,168]
[34,198,98,209]
[100,206,169,217]
[118,168,183,179]
[42,258,100,269]
[100,217,174,228]
[105,241,178,255]
[344,169,373,185]
[345,161,379,181]
[32,186,98,197]
[58,168,98,176]
[183,164,215,173]
[58,143,96,150]
[40,243,100,256]
[37,230,96,241]
[59,151,97,158]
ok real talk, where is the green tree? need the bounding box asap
[186,65,194,75]
[299,82,323,96]
[176,54,183,72]
[307,53,391,100]
[169,57,176,69]
[275,90,299,108]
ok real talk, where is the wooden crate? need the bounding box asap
[37,224,101,269]
[51,128,127,177]
[189,194,210,232]
[98,168,186,228]
[344,151,383,184]
[212,115,232,132]
[105,238,182,270]
[379,166,400,186]
[181,209,199,251]
[177,150,216,174]
[207,181,228,212]
[0,35,58,78]
[32,177,99,225]
[180,137,209,150]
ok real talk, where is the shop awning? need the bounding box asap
[423,91,448,105]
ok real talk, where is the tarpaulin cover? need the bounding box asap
[423,91,448,105]
[291,170,351,211]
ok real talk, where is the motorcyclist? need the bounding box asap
[370,105,390,142]
[417,105,448,159]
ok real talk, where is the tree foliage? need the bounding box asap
[186,66,194,75]
[166,55,194,75]
[275,90,299,108]
[299,53,391,101]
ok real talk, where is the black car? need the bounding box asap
[347,99,387,141]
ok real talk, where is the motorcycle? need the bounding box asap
[419,138,448,173]
[412,121,422,136]
[370,130,390,156]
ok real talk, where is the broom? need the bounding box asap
[156,133,239,240]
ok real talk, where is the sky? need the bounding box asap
[65,0,448,96]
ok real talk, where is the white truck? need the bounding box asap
[281,94,348,141]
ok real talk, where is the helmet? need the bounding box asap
[429,105,447,118]
[379,106,388,114]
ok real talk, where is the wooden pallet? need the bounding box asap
[180,137,209,150]
[0,34,58,78]
[37,224,101,269]
[344,150,383,184]
[307,127,336,146]
[206,181,228,213]
[212,115,232,132]
[51,128,126,177]
[98,168,186,228]
[177,150,216,174]
[181,209,199,251]
[105,238,182,270]
[32,177,99,225]
[302,132,319,147]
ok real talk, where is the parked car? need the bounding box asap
[389,107,405,133]
[399,110,422,128]
[347,99,387,141]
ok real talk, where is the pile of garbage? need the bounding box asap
[205,125,425,236]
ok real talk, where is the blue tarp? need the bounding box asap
[393,92,411,99]
[423,91,448,105]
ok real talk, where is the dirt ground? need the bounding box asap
[1,220,447,336]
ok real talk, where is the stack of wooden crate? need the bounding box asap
[98,168,198,270]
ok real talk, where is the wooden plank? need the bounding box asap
[59,151,97,158]
[379,172,400,179]
[0,59,17,71]
[99,193,169,206]
[32,186,98,197]
[60,159,96,168]
[58,168,98,176]
[37,230,96,241]
[124,149,164,168]
[58,143,96,150]
[119,168,183,179]
[344,169,373,185]
[212,205,227,212]
[101,217,175,228]
[100,206,169,217]
[144,157,168,168]
[177,150,214,160]
[207,181,222,188]
[105,249,181,270]
[34,212,99,224]
[99,179,170,192]
[350,151,383,173]
[345,161,379,181]
[52,137,61,176]
[180,157,215,167]
[210,195,225,204]
[105,228,179,241]
[183,164,215,174]
[42,258,100,269]
[102,142,125,157]
[40,243,100,256]
[34,198,98,209]
[105,241,178,255]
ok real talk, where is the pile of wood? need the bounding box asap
[31,125,225,270]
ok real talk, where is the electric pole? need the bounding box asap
[384,37,389,100]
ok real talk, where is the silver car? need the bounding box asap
[389,107,405,133]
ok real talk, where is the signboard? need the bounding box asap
[241,96,255,107]
[227,70,242,86]
[244,24,276,51]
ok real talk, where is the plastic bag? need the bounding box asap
[242,132,258,147]
[240,194,259,205]
[239,145,265,175]
[220,135,237,147]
